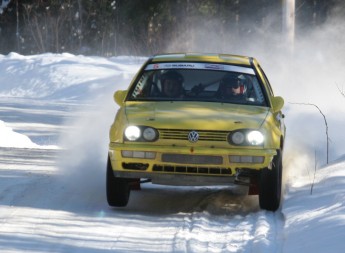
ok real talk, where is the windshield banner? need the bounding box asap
[145,62,255,74]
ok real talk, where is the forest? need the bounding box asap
[0,0,343,56]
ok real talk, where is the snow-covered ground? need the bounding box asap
[1,52,345,253]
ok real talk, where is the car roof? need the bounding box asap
[150,53,253,66]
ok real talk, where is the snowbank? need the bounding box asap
[0,119,57,149]
[282,159,345,253]
[0,120,37,148]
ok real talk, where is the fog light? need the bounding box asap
[121,150,156,159]
[229,155,264,163]
[241,156,253,163]
[133,151,145,158]
[229,155,241,163]
[122,150,133,157]
[145,152,156,159]
[252,156,264,163]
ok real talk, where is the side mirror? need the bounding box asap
[271,96,284,113]
[114,90,128,106]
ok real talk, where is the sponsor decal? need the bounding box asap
[161,64,172,68]
[205,64,224,70]
[170,63,195,68]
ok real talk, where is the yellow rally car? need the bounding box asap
[107,53,285,211]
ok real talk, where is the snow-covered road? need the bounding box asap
[0,145,285,253]
[1,53,345,252]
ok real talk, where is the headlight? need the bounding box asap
[247,130,264,145]
[229,129,264,146]
[124,126,159,142]
[231,131,245,145]
[143,127,158,141]
[125,126,141,141]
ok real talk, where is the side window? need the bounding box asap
[257,65,274,96]
[249,77,265,104]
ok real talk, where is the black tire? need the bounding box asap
[106,157,130,207]
[259,150,282,211]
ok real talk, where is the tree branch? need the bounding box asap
[289,102,329,164]
[337,84,345,98]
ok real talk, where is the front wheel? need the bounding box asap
[259,150,282,211]
[106,157,130,207]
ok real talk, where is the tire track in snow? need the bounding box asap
[168,188,253,252]
[249,211,285,253]
[167,188,285,253]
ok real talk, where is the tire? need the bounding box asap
[259,150,282,211]
[106,157,130,207]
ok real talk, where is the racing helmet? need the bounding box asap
[220,73,247,94]
[160,71,184,86]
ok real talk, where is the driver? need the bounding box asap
[160,71,184,98]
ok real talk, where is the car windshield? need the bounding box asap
[127,62,267,106]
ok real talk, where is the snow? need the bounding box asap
[0,119,40,148]
[0,52,345,253]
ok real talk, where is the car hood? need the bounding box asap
[124,101,269,130]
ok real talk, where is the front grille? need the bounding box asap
[162,154,223,165]
[159,129,229,141]
[153,164,232,175]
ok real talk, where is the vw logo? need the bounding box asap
[188,131,199,143]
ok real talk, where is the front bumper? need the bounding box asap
[108,142,276,186]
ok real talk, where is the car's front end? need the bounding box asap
[109,101,279,185]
